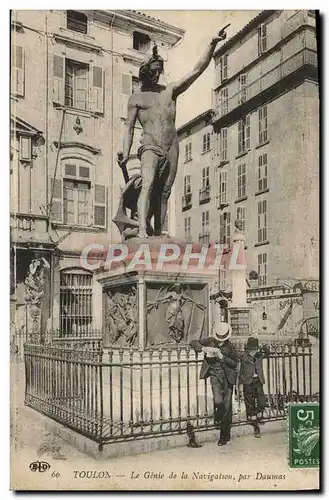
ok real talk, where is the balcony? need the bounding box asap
[216,194,228,210]
[213,48,318,124]
[182,192,192,211]
[198,232,210,245]
[10,213,54,246]
[199,186,211,205]
[281,10,314,39]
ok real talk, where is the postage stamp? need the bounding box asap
[288,404,320,469]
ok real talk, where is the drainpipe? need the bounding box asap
[49,108,66,212]
[110,12,116,244]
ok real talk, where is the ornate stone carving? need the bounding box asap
[105,286,138,346]
[147,283,206,344]
[24,257,50,322]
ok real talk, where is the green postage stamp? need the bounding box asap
[288,403,320,469]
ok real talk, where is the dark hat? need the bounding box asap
[245,337,259,350]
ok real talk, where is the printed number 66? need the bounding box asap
[297,409,314,421]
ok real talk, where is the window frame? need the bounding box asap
[258,106,268,145]
[258,23,268,54]
[220,211,231,246]
[202,132,211,153]
[236,206,246,233]
[60,268,93,337]
[202,166,210,189]
[185,141,192,162]
[258,153,268,192]
[237,163,247,199]
[64,59,89,111]
[218,169,227,206]
[238,115,250,154]
[257,200,267,243]
[220,128,228,162]
[220,54,228,82]
[258,253,268,286]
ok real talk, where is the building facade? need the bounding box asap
[10,9,184,343]
[173,10,319,337]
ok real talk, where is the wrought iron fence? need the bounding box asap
[24,342,318,451]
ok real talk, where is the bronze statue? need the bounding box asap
[115,26,229,239]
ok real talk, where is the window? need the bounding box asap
[237,163,247,199]
[60,270,92,336]
[257,200,267,243]
[258,106,268,144]
[200,211,210,244]
[236,206,246,233]
[12,45,25,97]
[258,153,268,192]
[220,54,228,81]
[202,210,209,231]
[239,74,248,104]
[220,88,228,115]
[238,116,250,154]
[202,167,210,188]
[53,55,104,113]
[258,23,268,54]
[184,216,191,241]
[258,253,268,286]
[214,132,220,156]
[19,136,31,161]
[67,10,88,34]
[49,160,107,228]
[65,59,88,110]
[220,128,228,162]
[64,180,91,226]
[133,31,151,52]
[220,212,231,246]
[219,263,227,290]
[218,169,227,206]
[184,174,191,195]
[202,132,211,153]
[185,141,192,162]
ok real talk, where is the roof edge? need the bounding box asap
[177,109,213,135]
[213,10,277,59]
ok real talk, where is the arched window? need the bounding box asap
[50,153,107,228]
[60,268,92,337]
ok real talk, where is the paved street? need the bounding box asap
[11,400,319,491]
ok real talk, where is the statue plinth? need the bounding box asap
[95,237,219,350]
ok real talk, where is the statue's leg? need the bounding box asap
[138,151,159,238]
[160,142,179,230]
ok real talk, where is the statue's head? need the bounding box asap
[139,45,164,86]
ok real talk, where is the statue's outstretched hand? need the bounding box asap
[212,24,230,45]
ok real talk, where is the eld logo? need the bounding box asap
[29,461,51,473]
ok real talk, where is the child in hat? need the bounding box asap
[238,337,269,438]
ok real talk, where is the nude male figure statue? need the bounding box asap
[118,27,228,238]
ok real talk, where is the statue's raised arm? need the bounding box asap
[172,25,230,99]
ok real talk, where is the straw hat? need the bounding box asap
[211,320,232,342]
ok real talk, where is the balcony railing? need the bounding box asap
[182,192,192,210]
[199,186,211,204]
[214,48,317,120]
[198,232,210,245]
[10,213,49,233]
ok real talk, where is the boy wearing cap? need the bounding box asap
[190,322,238,446]
[238,337,268,438]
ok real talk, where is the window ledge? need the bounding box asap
[255,188,270,196]
[235,150,250,160]
[53,32,102,52]
[183,158,193,164]
[59,27,95,41]
[255,140,270,150]
[235,196,248,204]
[254,240,270,248]
[50,223,106,233]
[53,103,102,119]
[219,160,229,167]
[201,149,211,155]
[217,202,229,210]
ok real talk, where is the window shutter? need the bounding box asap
[53,55,65,105]
[94,184,107,228]
[121,73,132,118]
[49,177,63,222]
[90,66,104,114]
[13,45,25,97]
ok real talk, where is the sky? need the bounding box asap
[143,10,260,127]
